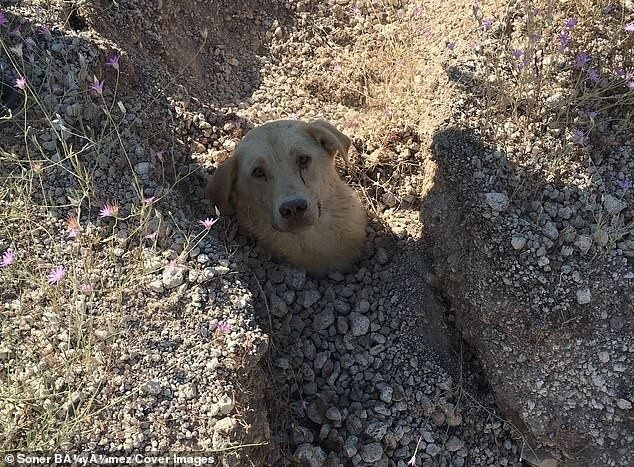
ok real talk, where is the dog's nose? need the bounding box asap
[279,198,308,219]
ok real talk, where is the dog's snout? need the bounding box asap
[279,198,308,219]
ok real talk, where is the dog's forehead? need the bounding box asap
[238,120,313,158]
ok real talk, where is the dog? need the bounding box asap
[206,119,366,274]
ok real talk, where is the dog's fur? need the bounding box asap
[206,119,366,274]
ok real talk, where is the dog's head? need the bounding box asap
[206,119,351,233]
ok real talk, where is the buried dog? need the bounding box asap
[206,119,366,274]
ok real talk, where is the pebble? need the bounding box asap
[349,312,370,336]
[576,288,592,305]
[484,192,509,211]
[511,236,526,250]
[359,442,383,463]
[162,266,186,289]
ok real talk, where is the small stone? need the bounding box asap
[511,236,526,250]
[574,235,592,254]
[313,307,335,331]
[542,222,559,240]
[616,399,632,410]
[537,256,550,267]
[603,194,625,214]
[228,57,239,67]
[274,26,283,38]
[355,300,370,314]
[181,383,196,400]
[94,330,109,341]
[162,266,186,289]
[293,444,326,467]
[446,436,465,452]
[379,386,393,403]
[425,443,441,456]
[301,290,322,309]
[191,141,206,153]
[285,268,306,290]
[134,161,151,175]
[598,352,610,363]
[576,288,592,305]
[359,442,383,463]
[326,406,342,421]
[217,394,234,415]
[269,294,288,317]
[484,192,509,211]
[349,312,370,336]
[143,380,162,396]
[343,435,359,458]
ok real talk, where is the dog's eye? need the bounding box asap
[298,155,311,169]
[252,167,266,179]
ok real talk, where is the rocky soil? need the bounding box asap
[1,1,632,466]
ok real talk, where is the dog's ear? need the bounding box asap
[306,119,351,164]
[205,156,238,214]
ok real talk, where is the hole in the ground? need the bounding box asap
[68,8,87,31]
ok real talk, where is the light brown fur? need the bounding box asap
[206,119,366,274]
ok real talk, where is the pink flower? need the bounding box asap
[90,77,104,94]
[48,266,66,284]
[407,436,423,466]
[10,43,23,56]
[106,54,120,69]
[142,196,156,205]
[198,218,219,230]
[214,321,232,332]
[14,76,26,90]
[150,148,164,161]
[144,231,158,241]
[1,248,15,268]
[482,18,494,30]
[99,201,119,219]
[625,23,634,33]
[572,129,585,145]
[587,69,600,84]
[573,52,590,70]
[80,283,94,293]
[627,80,634,90]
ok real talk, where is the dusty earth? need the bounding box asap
[1,0,632,466]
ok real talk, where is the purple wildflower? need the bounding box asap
[572,129,585,145]
[587,69,600,84]
[10,43,23,57]
[512,49,524,59]
[349,4,360,16]
[106,54,120,69]
[90,77,104,94]
[482,18,494,30]
[14,76,26,90]
[27,52,35,63]
[615,68,626,78]
[407,436,424,466]
[602,5,616,15]
[198,218,219,230]
[412,6,423,17]
[150,148,164,161]
[587,110,598,120]
[573,52,590,69]
[48,266,66,285]
[10,25,21,37]
[625,23,634,33]
[99,201,119,219]
[1,249,15,268]
[557,32,570,52]
[0,11,7,28]
[564,18,577,29]
[214,321,232,333]
[36,25,50,37]
[446,41,455,51]
[627,80,634,90]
